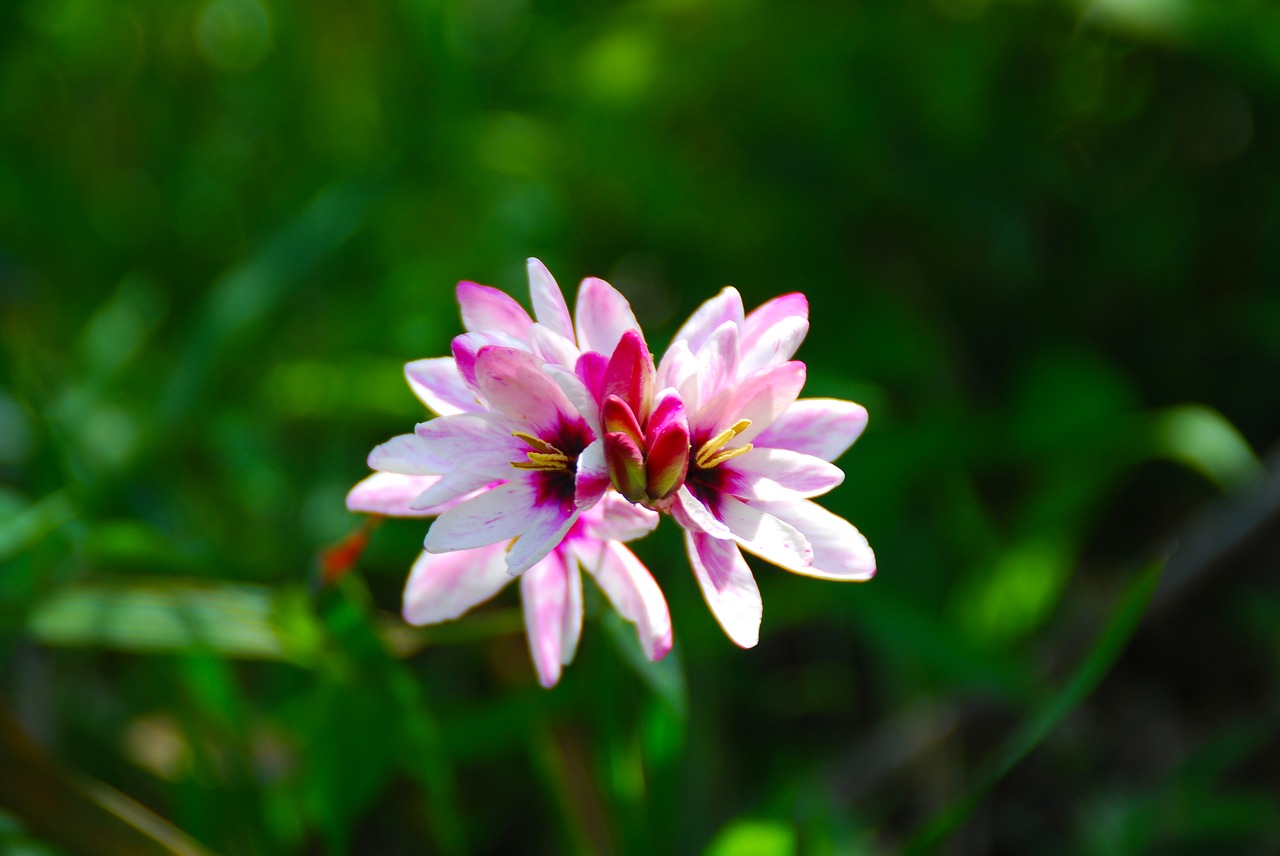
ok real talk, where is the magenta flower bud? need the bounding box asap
[604,431,648,503]
[601,328,655,423]
[645,421,690,503]
[602,394,644,445]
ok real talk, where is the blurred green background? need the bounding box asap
[2,0,1279,853]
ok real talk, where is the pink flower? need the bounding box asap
[654,287,876,648]
[349,259,673,685]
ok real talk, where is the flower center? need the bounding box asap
[694,419,753,470]
[510,431,572,473]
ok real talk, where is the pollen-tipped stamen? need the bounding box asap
[694,419,752,469]
[511,432,571,472]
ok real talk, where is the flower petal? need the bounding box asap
[405,357,482,416]
[669,286,745,356]
[739,316,809,377]
[545,364,602,440]
[604,431,647,503]
[753,399,869,462]
[347,473,445,517]
[574,276,640,356]
[474,346,574,438]
[457,281,534,338]
[685,531,761,648]
[424,481,542,553]
[753,499,876,580]
[574,439,611,509]
[527,258,575,343]
[719,448,845,501]
[671,486,733,540]
[506,497,580,575]
[655,340,700,413]
[741,292,807,353]
[368,433,451,475]
[580,492,660,542]
[715,494,813,570]
[520,550,580,687]
[407,468,496,510]
[580,540,672,661]
[415,414,522,480]
[697,361,806,444]
[530,323,579,370]
[696,321,741,405]
[451,330,529,393]
[402,543,512,625]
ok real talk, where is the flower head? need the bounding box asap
[654,287,876,647]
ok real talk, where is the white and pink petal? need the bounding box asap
[402,543,513,625]
[685,531,762,648]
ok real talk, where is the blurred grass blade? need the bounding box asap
[27,579,322,664]
[0,491,75,563]
[903,561,1163,855]
[0,702,218,856]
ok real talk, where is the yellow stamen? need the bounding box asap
[695,418,752,469]
[511,432,571,472]
[513,431,554,454]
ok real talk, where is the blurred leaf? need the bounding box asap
[1148,404,1262,491]
[703,819,797,856]
[27,578,321,664]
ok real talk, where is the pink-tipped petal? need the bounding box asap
[601,329,654,420]
[368,433,451,475]
[506,499,580,575]
[669,286,745,357]
[527,258,575,342]
[655,340,700,413]
[574,439,611,509]
[405,358,482,416]
[742,293,808,352]
[521,551,578,687]
[671,486,733,540]
[473,347,575,438]
[451,330,528,393]
[715,494,813,570]
[739,316,809,376]
[415,414,523,480]
[424,481,542,553]
[753,399,869,462]
[581,493,660,542]
[574,276,640,356]
[698,361,807,444]
[347,473,446,517]
[402,544,512,625]
[754,499,876,581]
[685,531,761,648]
[719,448,845,501]
[582,540,673,661]
[457,281,534,338]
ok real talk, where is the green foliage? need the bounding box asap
[2,0,1279,853]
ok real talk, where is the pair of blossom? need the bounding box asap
[347,259,875,686]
